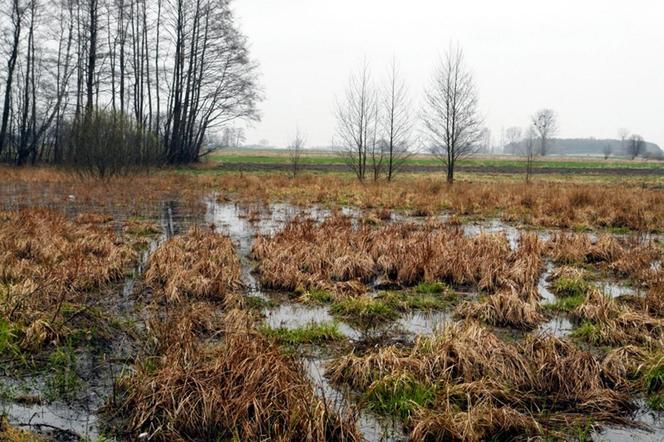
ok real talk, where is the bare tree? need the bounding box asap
[603,144,612,160]
[618,128,629,156]
[335,60,377,182]
[422,44,482,184]
[288,126,305,178]
[382,58,413,181]
[504,126,522,154]
[628,134,645,160]
[521,127,537,182]
[0,0,27,159]
[531,109,558,156]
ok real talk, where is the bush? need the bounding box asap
[59,109,165,177]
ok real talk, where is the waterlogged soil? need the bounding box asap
[0,193,662,441]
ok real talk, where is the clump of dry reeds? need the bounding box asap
[328,321,637,439]
[571,289,664,348]
[116,310,360,441]
[145,227,243,303]
[454,289,545,330]
[253,216,545,298]
[0,208,136,349]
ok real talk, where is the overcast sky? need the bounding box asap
[232,0,664,149]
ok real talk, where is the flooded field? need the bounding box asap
[1,184,663,441]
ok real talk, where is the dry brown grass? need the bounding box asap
[572,289,664,348]
[115,309,360,441]
[144,227,243,303]
[455,289,546,330]
[0,208,135,348]
[252,216,545,297]
[329,321,637,439]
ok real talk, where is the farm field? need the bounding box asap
[211,149,664,173]
[0,166,663,441]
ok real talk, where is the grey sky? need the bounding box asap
[233,0,664,149]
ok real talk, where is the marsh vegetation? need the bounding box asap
[0,168,663,441]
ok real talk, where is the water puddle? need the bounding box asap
[265,303,360,340]
[597,281,637,299]
[538,316,574,337]
[595,401,664,441]
[3,402,99,441]
[538,261,556,303]
[398,310,451,336]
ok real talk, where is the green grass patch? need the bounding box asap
[330,297,400,328]
[260,322,345,346]
[244,296,275,310]
[414,281,448,294]
[304,288,334,304]
[647,393,664,411]
[643,358,664,394]
[364,374,435,418]
[570,321,602,345]
[45,343,82,402]
[543,294,586,312]
[378,291,452,311]
[551,277,591,298]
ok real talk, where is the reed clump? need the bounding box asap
[328,321,638,439]
[455,289,546,330]
[115,310,360,441]
[252,216,545,297]
[0,208,135,349]
[144,227,243,303]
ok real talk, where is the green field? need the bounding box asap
[209,149,664,170]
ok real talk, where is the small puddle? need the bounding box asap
[398,310,451,336]
[595,400,664,441]
[597,281,636,299]
[3,402,99,440]
[265,303,360,340]
[538,316,573,337]
[538,261,556,303]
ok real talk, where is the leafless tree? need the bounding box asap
[335,60,377,182]
[381,58,413,181]
[504,126,521,154]
[618,128,629,155]
[288,126,305,177]
[0,0,27,159]
[422,44,482,184]
[603,144,612,160]
[628,134,645,160]
[521,127,537,182]
[531,109,558,156]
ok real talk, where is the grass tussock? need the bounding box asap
[455,289,546,330]
[145,227,243,303]
[252,216,545,298]
[328,321,638,439]
[260,322,346,346]
[115,310,360,441]
[0,209,135,350]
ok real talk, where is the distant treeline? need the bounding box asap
[0,0,259,173]
[504,138,663,158]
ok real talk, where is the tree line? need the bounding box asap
[0,0,259,173]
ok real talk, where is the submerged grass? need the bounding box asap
[260,322,345,346]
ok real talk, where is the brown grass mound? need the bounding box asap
[329,322,636,439]
[572,290,664,348]
[454,290,546,330]
[253,216,544,297]
[0,208,135,348]
[117,311,360,441]
[145,227,243,303]
[410,401,541,442]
